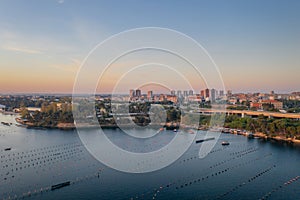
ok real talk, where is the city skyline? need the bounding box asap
[0,0,299,94]
[0,88,299,96]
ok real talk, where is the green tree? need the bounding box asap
[20,108,30,119]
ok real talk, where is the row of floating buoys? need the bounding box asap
[0,141,82,159]
[0,152,101,200]
[236,148,259,158]
[209,156,237,169]
[173,153,272,190]
[208,146,229,153]
[179,155,198,164]
[196,143,256,159]
[0,142,82,161]
[197,145,231,158]
[1,147,83,170]
[0,119,104,199]
[0,142,86,191]
[209,150,269,170]
[133,146,269,199]
[180,143,235,165]
[229,146,257,156]
[215,165,276,199]
[180,146,260,168]
[1,152,84,186]
[192,146,226,156]
[258,175,300,200]
[0,168,105,200]
[130,153,273,200]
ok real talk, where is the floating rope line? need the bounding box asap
[129,152,272,200]
[258,175,300,200]
[0,141,91,199]
[214,165,276,199]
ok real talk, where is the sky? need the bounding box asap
[0,0,299,94]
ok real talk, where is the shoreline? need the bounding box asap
[10,115,300,145]
[0,110,18,115]
[15,118,182,131]
[223,129,300,145]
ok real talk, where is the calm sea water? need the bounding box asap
[0,113,300,200]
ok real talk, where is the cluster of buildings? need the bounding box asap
[1,90,299,114]
[129,88,226,103]
[128,89,300,112]
[250,100,283,110]
[227,91,287,110]
[129,89,179,103]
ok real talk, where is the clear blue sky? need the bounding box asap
[0,0,299,93]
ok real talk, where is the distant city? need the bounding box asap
[124,89,300,111]
[1,90,300,114]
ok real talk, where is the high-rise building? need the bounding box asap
[219,90,224,97]
[171,90,176,95]
[205,88,210,98]
[147,91,153,99]
[200,90,205,98]
[129,89,135,98]
[177,90,182,97]
[183,90,188,97]
[188,90,193,96]
[227,90,232,96]
[270,91,275,95]
[136,89,141,97]
[211,89,216,102]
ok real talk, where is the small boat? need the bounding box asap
[221,141,230,146]
[173,129,177,132]
[222,128,230,133]
[51,181,71,191]
[247,133,254,139]
[196,137,215,144]
[4,147,12,151]
[1,122,10,126]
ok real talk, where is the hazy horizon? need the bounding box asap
[0,89,299,96]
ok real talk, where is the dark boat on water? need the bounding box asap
[247,133,254,139]
[51,181,71,191]
[1,122,11,126]
[196,137,215,144]
[221,128,230,133]
[4,147,11,151]
[221,141,230,146]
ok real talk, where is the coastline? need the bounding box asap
[0,110,18,115]
[224,129,300,145]
[15,117,178,130]
[11,115,300,145]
